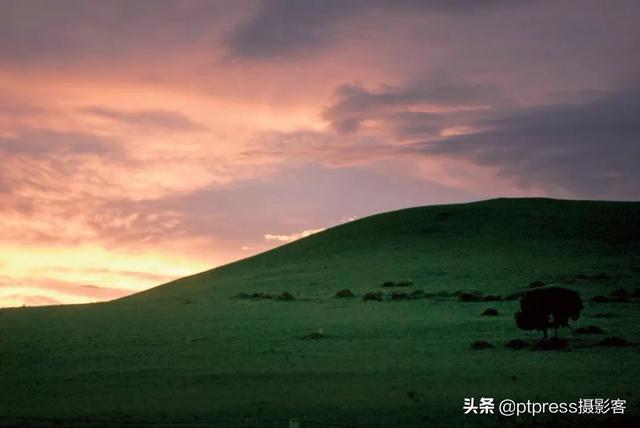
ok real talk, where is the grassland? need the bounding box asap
[1,198,639,427]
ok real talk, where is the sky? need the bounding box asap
[1,0,639,307]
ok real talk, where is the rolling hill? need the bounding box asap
[1,198,639,427]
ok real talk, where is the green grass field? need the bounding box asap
[1,198,639,427]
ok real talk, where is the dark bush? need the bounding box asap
[470,340,494,350]
[515,287,583,338]
[529,281,545,288]
[458,291,483,302]
[410,290,426,299]
[363,291,384,301]
[335,289,355,298]
[503,291,526,301]
[483,294,502,302]
[505,339,529,350]
[247,292,273,299]
[573,325,605,335]
[277,292,295,301]
[382,280,413,288]
[391,291,410,300]
[632,288,640,298]
[533,337,568,351]
[598,337,629,347]
[299,329,328,340]
[481,308,499,316]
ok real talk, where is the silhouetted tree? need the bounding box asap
[514,287,583,338]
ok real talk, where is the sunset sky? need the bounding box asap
[1,0,639,307]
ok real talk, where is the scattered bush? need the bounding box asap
[299,329,328,340]
[598,336,629,347]
[381,280,413,288]
[458,291,483,302]
[505,339,529,350]
[573,325,605,335]
[515,287,583,339]
[335,289,355,298]
[481,308,499,316]
[363,291,384,301]
[410,290,426,299]
[533,337,568,351]
[235,292,274,300]
[391,291,411,300]
[529,281,545,288]
[470,340,494,350]
[483,294,502,302]
[252,292,272,299]
[277,292,295,301]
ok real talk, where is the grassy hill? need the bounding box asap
[1,198,640,427]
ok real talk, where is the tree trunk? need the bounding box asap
[542,328,548,339]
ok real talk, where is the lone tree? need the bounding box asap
[515,287,583,339]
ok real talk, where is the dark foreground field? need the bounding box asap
[1,198,639,427]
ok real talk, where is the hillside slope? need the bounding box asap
[1,198,639,427]
[125,197,640,303]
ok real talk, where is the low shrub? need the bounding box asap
[335,289,355,298]
[277,292,295,301]
[410,290,426,298]
[382,280,413,288]
[299,329,328,340]
[363,291,384,301]
[458,292,483,302]
[505,339,529,350]
[470,340,494,350]
[391,291,410,300]
[481,308,499,316]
